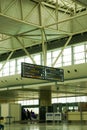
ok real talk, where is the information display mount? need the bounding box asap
[21,62,64,82]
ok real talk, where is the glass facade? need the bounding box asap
[0,42,87,77]
[73,44,85,64]
[52,96,87,103]
[18,99,39,106]
[0,41,87,105]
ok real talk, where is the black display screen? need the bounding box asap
[45,66,64,82]
[21,62,45,80]
[21,62,64,82]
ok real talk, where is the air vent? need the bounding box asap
[63,63,87,80]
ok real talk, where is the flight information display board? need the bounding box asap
[21,62,64,82]
[21,62,45,80]
[45,66,64,82]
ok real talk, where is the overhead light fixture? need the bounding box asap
[77,84,80,87]
[23,82,56,88]
[0,88,7,91]
[8,86,23,90]
[74,69,77,72]
[67,70,70,73]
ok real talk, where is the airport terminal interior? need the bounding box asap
[1,0,87,129]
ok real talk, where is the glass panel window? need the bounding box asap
[63,48,71,55]
[9,59,15,75]
[74,60,85,64]
[29,100,34,105]
[24,57,33,64]
[47,51,51,67]
[42,52,52,66]
[18,99,39,105]
[85,44,87,62]
[16,58,24,74]
[24,107,39,114]
[63,48,71,66]
[52,50,62,67]
[54,59,62,67]
[52,98,58,103]
[74,53,85,64]
[76,96,86,102]
[67,97,75,103]
[33,99,39,105]
[52,50,61,58]
[74,45,84,53]
[74,53,84,60]
[63,62,71,66]
[0,63,2,77]
[73,45,85,64]
[63,56,71,61]
[69,106,73,111]
[58,98,66,103]
[2,62,9,76]
[33,54,41,65]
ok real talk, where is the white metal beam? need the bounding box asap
[52,36,72,67]
[41,28,47,66]
[0,51,14,71]
[15,37,36,64]
[44,10,87,28]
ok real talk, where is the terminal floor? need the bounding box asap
[4,122,87,130]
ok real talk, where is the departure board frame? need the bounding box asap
[21,62,64,82]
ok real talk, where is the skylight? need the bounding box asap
[45,0,86,12]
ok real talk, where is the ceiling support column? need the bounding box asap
[39,89,51,122]
[41,28,47,66]
[39,90,51,107]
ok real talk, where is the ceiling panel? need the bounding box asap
[0,14,39,35]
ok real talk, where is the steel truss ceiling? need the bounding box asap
[0,0,87,101]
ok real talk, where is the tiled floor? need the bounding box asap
[4,122,87,130]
